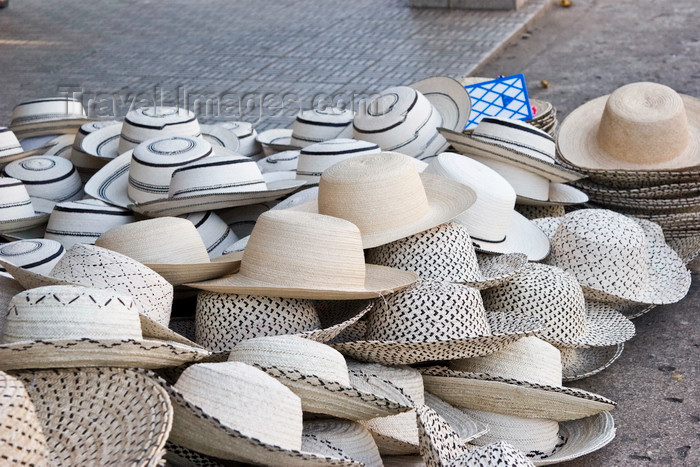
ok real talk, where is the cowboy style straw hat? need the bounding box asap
[10,97,92,138]
[288,152,476,249]
[410,76,472,132]
[95,217,241,285]
[163,361,362,466]
[296,138,381,184]
[558,82,700,171]
[532,209,691,305]
[0,178,54,234]
[0,285,209,370]
[187,209,418,299]
[13,367,172,466]
[227,335,413,420]
[0,238,64,277]
[330,280,541,365]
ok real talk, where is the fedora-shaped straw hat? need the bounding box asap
[95,217,241,285]
[187,210,418,299]
[228,335,413,420]
[218,121,263,158]
[119,106,201,154]
[532,209,691,305]
[0,178,54,234]
[331,280,541,365]
[558,82,700,171]
[481,263,636,348]
[2,155,83,202]
[10,97,92,138]
[296,138,381,183]
[0,127,54,166]
[425,152,550,261]
[180,211,238,258]
[302,419,383,467]
[0,238,64,277]
[365,222,527,290]
[420,336,616,422]
[0,285,209,370]
[257,149,300,173]
[13,368,172,466]
[164,361,362,466]
[69,120,122,170]
[194,291,372,351]
[289,152,476,249]
[410,76,472,132]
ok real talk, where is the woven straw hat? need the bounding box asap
[180,211,238,258]
[13,368,171,466]
[186,210,418,299]
[558,82,700,171]
[0,371,51,465]
[420,336,616,422]
[194,291,372,351]
[425,153,550,261]
[0,238,64,277]
[296,138,381,183]
[218,121,263,158]
[532,209,691,305]
[227,335,413,420]
[10,97,91,138]
[423,391,487,445]
[95,217,241,285]
[0,127,53,165]
[302,419,383,467]
[257,109,354,155]
[449,443,536,467]
[410,76,472,132]
[2,155,83,202]
[119,106,201,154]
[559,344,624,382]
[69,120,121,170]
[0,285,209,370]
[332,280,541,365]
[165,361,361,466]
[515,203,565,220]
[366,222,527,290]
[482,263,636,347]
[0,275,23,333]
[289,152,476,248]
[0,178,54,233]
[258,149,300,173]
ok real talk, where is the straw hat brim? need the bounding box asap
[0,145,57,165]
[410,77,471,132]
[80,123,122,160]
[422,392,488,443]
[200,124,240,151]
[329,312,542,365]
[145,252,243,286]
[420,367,615,422]
[541,301,635,348]
[439,127,583,183]
[532,412,616,465]
[462,253,528,290]
[83,150,132,207]
[185,263,418,300]
[301,300,373,343]
[559,344,624,382]
[164,384,361,466]
[11,117,95,138]
[0,212,50,233]
[557,93,700,171]
[257,128,299,153]
[516,183,589,206]
[466,209,551,262]
[289,173,477,249]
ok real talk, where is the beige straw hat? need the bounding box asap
[559,344,624,382]
[289,152,476,248]
[164,361,361,466]
[558,82,700,171]
[10,97,92,138]
[13,368,172,466]
[532,209,691,305]
[0,285,209,370]
[186,210,418,299]
[365,222,527,290]
[420,336,616,422]
[227,335,413,420]
[331,280,541,365]
[302,419,383,467]
[95,217,241,285]
[194,291,372,351]
[0,371,51,466]
[0,275,24,333]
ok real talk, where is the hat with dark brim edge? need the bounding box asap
[559,344,624,382]
[409,76,472,132]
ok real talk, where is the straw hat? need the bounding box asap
[302,419,383,467]
[558,82,700,171]
[218,121,263,158]
[425,153,550,261]
[331,280,541,365]
[69,119,122,170]
[420,336,616,422]
[2,155,83,202]
[449,443,536,467]
[0,371,51,466]
[194,291,372,351]
[186,210,418,299]
[0,285,209,370]
[296,138,381,183]
[365,222,527,290]
[410,76,472,132]
[257,109,354,154]
[0,127,53,166]
[199,124,241,152]
[217,202,271,238]
[0,275,24,333]
[119,106,201,154]
[257,149,300,173]
[482,263,636,347]
[532,209,691,304]
[164,361,361,466]
[0,178,54,233]
[95,217,241,285]
[422,391,487,445]
[163,442,230,467]
[515,203,565,220]
[180,211,238,258]
[13,367,171,466]
[10,97,92,138]
[227,335,413,420]
[559,344,624,382]
[0,238,64,277]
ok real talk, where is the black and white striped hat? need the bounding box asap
[44,199,134,249]
[296,138,380,183]
[2,155,83,203]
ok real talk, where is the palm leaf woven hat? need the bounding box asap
[301,419,383,467]
[0,238,64,277]
[0,177,54,234]
[0,126,56,166]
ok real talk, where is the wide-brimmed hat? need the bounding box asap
[218,121,263,158]
[0,238,64,277]
[330,280,541,365]
[558,82,700,172]
[532,209,691,305]
[425,152,550,261]
[119,106,201,154]
[257,109,355,155]
[559,344,624,382]
[257,149,300,173]
[2,155,83,202]
[68,119,122,170]
[10,97,92,138]
[0,127,54,166]
[164,361,362,466]
[296,138,381,183]
[227,335,413,420]
[0,178,54,233]
[410,76,472,132]
[0,285,209,370]
[13,367,172,466]
[302,419,383,467]
[365,222,527,290]
[186,210,418,299]
[180,210,238,258]
[420,336,616,422]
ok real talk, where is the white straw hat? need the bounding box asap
[0,285,209,370]
[410,76,472,132]
[10,97,91,138]
[425,152,550,261]
[0,178,53,233]
[302,419,383,467]
[74,120,124,166]
[199,124,241,152]
[559,344,624,382]
[2,155,83,202]
[0,238,64,277]
[257,149,300,173]
[0,275,24,333]
[257,108,354,154]
[296,138,381,183]
[119,106,201,154]
[180,211,238,258]
[69,119,122,170]
[0,127,52,165]
[218,121,263,158]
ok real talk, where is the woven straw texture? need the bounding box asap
[415,404,470,467]
[302,419,383,467]
[515,204,565,220]
[163,442,227,467]
[423,392,487,444]
[450,442,535,467]
[559,344,624,382]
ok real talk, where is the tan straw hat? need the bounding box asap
[0,285,209,370]
[302,419,383,467]
[420,337,616,422]
[558,82,700,171]
[289,152,476,248]
[95,217,241,285]
[186,210,418,299]
[13,368,172,466]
